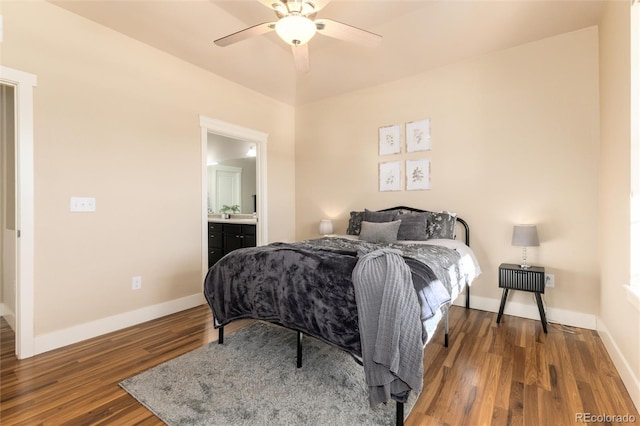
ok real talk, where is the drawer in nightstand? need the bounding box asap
[498,263,545,293]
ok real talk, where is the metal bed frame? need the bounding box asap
[215,206,471,426]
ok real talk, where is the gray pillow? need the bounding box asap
[359,220,401,244]
[394,212,428,240]
[363,208,398,223]
[346,211,364,235]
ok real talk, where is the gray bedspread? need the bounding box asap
[203,237,460,358]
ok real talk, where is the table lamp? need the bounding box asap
[318,219,334,236]
[511,224,539,269]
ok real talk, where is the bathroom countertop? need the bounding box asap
[208,215,257,225]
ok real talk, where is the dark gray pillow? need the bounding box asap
[393,212,428,241]
[346,211,364,235]
[359,220,401,244]
[426,211,457,239]
[363,208,398,223]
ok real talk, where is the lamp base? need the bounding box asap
[519,247,531,269]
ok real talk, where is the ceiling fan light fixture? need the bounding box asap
[275,14,317,45]
[278,0,315,15]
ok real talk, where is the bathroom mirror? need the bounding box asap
[207,133,257,214]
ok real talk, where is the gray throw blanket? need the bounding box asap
[352,248,424,407]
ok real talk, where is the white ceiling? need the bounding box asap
[49,0,605,106]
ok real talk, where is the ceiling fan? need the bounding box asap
[214,0,382,73]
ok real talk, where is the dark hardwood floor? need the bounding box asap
[1,305,637,425]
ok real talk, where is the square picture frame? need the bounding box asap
[406,159,431,190]
[379,161,402,191]
[379,124,401,156]
[405,119,431,153]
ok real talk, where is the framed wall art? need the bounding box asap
[379,161,401,191]
[379,124,401,156]
[406,159,431,190]
[405,119,431,153]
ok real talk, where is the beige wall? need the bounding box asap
[598,0,639,405]
[296,27,601,319]
[1,1,296,335]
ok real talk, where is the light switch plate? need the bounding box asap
[70,197,96,212]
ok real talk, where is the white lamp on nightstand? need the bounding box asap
[318,219,334,236]
[512,224,539,269]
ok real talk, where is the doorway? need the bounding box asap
[199,116,268,277]
[0,66,37,359]
[1,84,17,333]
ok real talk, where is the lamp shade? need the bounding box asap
[275,15,317,45]
[511,224,539,247]
[318,219,333,235]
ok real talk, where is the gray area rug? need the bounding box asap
[120,321,417,425]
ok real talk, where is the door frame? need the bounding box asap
[0,66,37,359]
[199,116,268,278]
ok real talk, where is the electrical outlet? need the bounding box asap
[545,273,555,288]
[132,276,142,290]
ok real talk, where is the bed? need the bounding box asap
[203,206,481,425]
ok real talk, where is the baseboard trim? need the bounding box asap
[597,319,640,412]
[453,293,597,330]
[34,293,206,355]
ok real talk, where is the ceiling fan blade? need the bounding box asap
[214,22,275,47]
[315,19,382,48]
[291,44,310,73]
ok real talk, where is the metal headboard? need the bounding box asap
[377,205,471,309]
[377,206,470,247]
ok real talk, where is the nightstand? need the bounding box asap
[496,263,547,333]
